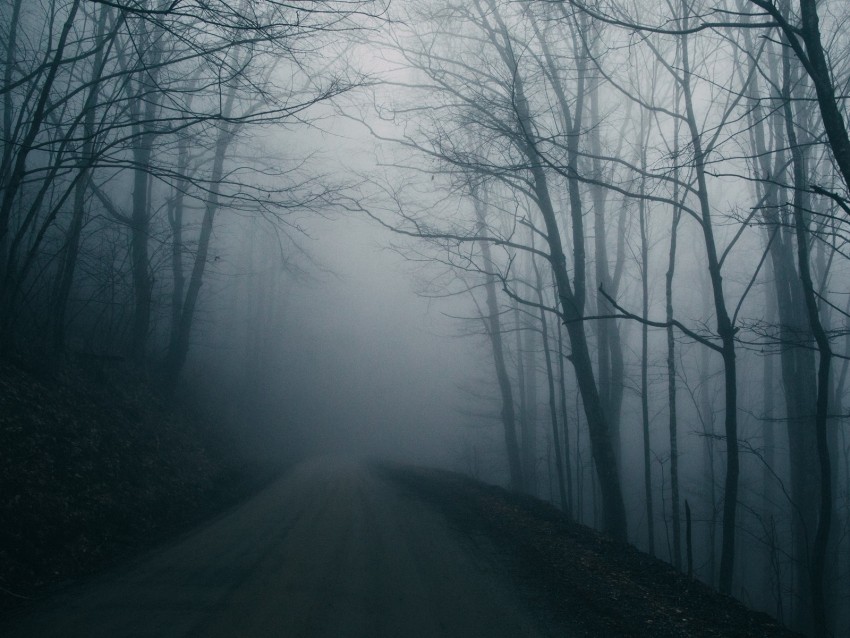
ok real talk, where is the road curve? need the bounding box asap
[4,458,562,637]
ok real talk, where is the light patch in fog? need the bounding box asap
[271,211,477,466]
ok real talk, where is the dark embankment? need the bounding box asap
[0,354,275,616]
[380,464,801,638]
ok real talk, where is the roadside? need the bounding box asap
[0,354,278,616]
[380,463,801,638]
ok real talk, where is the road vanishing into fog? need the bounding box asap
[4,458,565,637]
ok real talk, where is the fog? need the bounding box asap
[202,212,480,465]
[3,1,850,636]
[179,111,495,469]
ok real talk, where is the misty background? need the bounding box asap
[186,210,481,467]
[2,1,850,637]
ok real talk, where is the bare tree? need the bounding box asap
[1,0,385,375]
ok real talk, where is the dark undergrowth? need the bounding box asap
[0,353,275,617]
[380,463,801,638]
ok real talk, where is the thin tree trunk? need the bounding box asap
[473,194,523,491]
[783,49,833,638]
[523,309,539,495]
[666,205,683,567]
[638,111,654,557]
[679,7,739,593]
[762,270,778,599]
[533,249,568,510]
[743,27,819,628]
[167,149,187,354]
[557,316,574,518]
[588,72,625,465]
[166,87,198,369]
[128,20,163,367]
[576,394,584,524]
[685,499,693,577]
[514,302,531,492]
[699,311,718,587]
[666,71,683,572]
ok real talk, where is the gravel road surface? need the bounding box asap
[3,458,565,637]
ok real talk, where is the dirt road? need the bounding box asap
[3,458,564,637]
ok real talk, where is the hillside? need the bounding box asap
[381,464,801,638]
[0,355,268,614]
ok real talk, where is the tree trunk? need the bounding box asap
[514,302,532,493]
[165,85,198,375]
[533,248,568,511]
[128,21,163,367]
[638,110,654,557]
[783,49,833,638]
[640,290,655,555]
[473,194,524,491]
[480,0,627,539]
[522,304,539,495]
[666,124,683,570]
[163,114,235,391]
[557,316,574,518]
[679,10,739,593]
[700,333,719,587]
[588,70,625,466]
[742,30,819,628]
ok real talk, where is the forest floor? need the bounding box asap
[380,464,801,638]
[0,354,275,617]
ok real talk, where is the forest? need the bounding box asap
[1,1,849,636]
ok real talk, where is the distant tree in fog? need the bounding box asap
[470,186,524,491]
